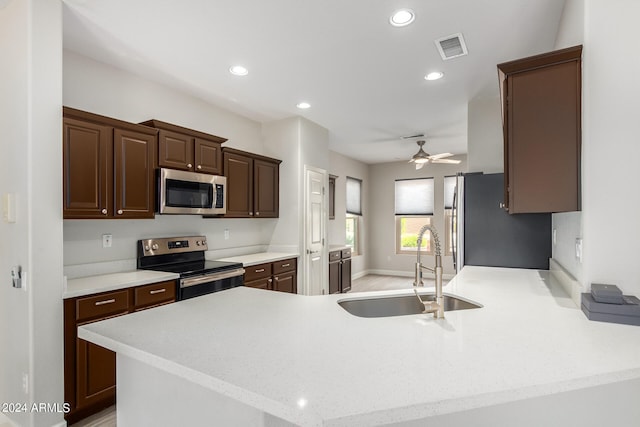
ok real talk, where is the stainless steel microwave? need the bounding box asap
[158,168,226,215]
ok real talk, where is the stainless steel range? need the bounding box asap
[137,236,244,300]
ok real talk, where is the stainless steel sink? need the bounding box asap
[338,293,482,318]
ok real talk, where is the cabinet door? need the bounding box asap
[224,151,253,217]
[114,129,156,219]
[75,339,116,410]
[329,260,341,294]
[273,271,296,293]
[507,61,580,213]
[63,118,112,218]
[498,46,581,214]
[194,138,222,174]
[341,258,352,293]
[253,159,279,218]
[158,129,193,171]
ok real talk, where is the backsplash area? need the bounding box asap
[63,215,279,269]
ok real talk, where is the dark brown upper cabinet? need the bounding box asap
[63,107,157,219]
[140,119,226,175]
[222,147,281,218]
[497,45,582,214]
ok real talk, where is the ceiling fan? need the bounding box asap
[408,140,461,170]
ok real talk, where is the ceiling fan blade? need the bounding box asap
[408,158,415,163]
[432,158,461,164]
[415,162,425,170]
[429,152,454,160]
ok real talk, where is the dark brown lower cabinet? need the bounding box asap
[244,258,297,293]
[64,280,176,425]
[329,248,352,293]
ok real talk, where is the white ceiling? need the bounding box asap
[62,0,566,164]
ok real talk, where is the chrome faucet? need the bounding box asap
[413,224,444,319]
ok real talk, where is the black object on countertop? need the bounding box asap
[581,293,640,326]
[591,283,624,305]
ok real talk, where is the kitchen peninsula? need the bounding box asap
[79,267,640,426]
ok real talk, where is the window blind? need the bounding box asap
[395,178,434,215]
[444,175,457,209]
[346,177,362,216]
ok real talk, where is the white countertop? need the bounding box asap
[215,252,298,266]
[64,270,180,299]
[78,266,640,425]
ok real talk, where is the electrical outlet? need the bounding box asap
[102,234,112,248]
[224,229,229,240]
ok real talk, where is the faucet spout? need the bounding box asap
[413,224,445,319]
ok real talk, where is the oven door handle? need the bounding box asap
[180,268,245,288]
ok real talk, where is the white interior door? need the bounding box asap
[304,167,326,295]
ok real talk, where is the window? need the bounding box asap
[395,178,434,254]
[346,177,362,254]
[444,176,456,256]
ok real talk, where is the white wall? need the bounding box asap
[467,96,503,174]
[368,156,467,277]
[63,51,279,267]
[327,151,370,277]
[0,1,64,426]
[581,0,640,295]
[551,0,585,283]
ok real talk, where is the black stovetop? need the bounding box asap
[140,259,243,277]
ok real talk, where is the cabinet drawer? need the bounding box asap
[272,258,296,274]
[341,248,352,259]
[244,263,272,282]
[134,280,176,310]
[76,290,130,323]
[329,251,341,262]
[244,277,271,290]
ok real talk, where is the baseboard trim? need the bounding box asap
[549,258,583,308]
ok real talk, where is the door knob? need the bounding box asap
[117,209,123,215]
[101,209,108,215]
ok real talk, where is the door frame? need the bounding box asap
[302,165,328,295]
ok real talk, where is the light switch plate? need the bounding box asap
[575,238,583,263]
[2,193,16,223]
[102,234,112,248]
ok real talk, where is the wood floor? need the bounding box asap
[65,274,429,427]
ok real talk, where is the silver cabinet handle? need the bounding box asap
[255,268,265,273]
[197,165,202,170]
[256,212,260,216]
[101,209,108,215]
[117,209,123,215]
[149,289,166,295]
[249,212,254,216]
[187,163,193,169]
[268,278,272,282]
[274,276,279,281]
[281,263,290,268]
[95,299,115,306]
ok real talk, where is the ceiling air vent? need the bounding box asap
[435,33,468,60]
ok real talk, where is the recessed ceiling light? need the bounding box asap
[390,9,415,27]
[424,71,444,81]
[229,65,248,76]
[296,102,311,109]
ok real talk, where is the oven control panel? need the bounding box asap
[139,236,208,257]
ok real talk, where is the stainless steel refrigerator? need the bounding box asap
[452,173,551,273]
